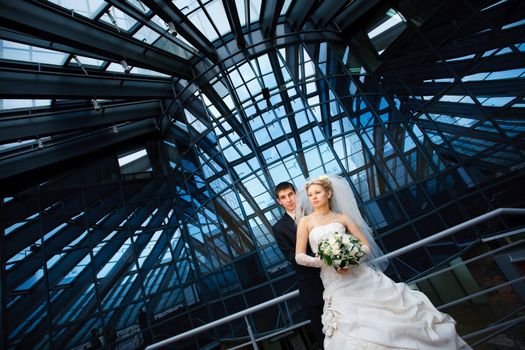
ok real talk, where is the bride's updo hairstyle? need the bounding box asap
[305,175,333,209]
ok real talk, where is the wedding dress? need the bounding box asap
[309,222,472,350]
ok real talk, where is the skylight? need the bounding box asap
[367,10,405,39]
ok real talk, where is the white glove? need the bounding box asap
[295,253,322,268]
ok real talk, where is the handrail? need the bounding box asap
[465,315,525,341]
[407,239,479,283]
[437,275,525,310]
[370,208,525,265]
[409,239,524,285]
[227,320,311,350]
[145,290,300,350]
[145,207,525,350]
[482,226,525,242]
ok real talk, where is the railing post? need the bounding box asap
[244,316,259,350]
[284,300,292,327]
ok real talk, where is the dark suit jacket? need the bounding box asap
[272,213,324,308]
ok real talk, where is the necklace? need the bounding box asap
[314,211,334,223]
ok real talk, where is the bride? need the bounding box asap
[294,175,471,350]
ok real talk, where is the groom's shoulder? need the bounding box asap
[272,214,288,230]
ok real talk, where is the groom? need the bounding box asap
[272,181,324,349]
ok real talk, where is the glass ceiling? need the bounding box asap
[0,0,524,349]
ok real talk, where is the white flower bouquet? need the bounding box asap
[317,231,366,270]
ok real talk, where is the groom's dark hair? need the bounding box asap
[274,181,296,198]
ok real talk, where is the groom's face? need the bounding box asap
[277,187,296,212]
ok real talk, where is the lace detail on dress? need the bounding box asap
[321,295,338,337]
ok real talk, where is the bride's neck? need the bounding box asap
[313,207,331,215]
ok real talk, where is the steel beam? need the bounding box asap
[286,0,317,31]
[0,101,163,143]
[51,197,175,349]
[380,1,525,72]
[382,54,525,82]
[385,79,525,97]
[259,0,284,38]
[0,0,193,79]
[310,0,347,27]
[0,119,158,183]
[199,83,251,146]
[223,0,246,47]
[417,119,525,148]
[10,183,168,343]
[141,0,218,62]
[405,99,525,121]
[438,147,508,172]
[334,0,382,32]
[267,50,306,173]
[0,68,173,99]
[6,192,121,289]
[107,0,195,59]
[0,27,108,61]
[405,0,525,52]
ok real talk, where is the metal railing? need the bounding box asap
[373,208,525,264]
[146,290,300,350]
[146,207,525,350]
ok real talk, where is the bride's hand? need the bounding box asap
[336,266,350,275]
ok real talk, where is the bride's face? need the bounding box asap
[307,184,331,209]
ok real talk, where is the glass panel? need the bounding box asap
[100,6,137,31]
[48,0,106,19]
[205,0,231,37]
[188,8,219,42]
[1,40,67,64]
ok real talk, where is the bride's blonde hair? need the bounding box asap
[305,175,333,209]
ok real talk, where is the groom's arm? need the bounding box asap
[272,224,296,264]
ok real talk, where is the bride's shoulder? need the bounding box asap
[301,214,315,225]
[300,215,319,231]
[333,213,353,227]
[297,215,314,227]
[333,212,349,221]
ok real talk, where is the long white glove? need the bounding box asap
[295,253,322,268]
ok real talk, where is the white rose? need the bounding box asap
[342,236,350,245]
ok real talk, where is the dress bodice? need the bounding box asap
[309,222,347,255]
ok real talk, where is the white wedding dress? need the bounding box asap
[309,222,471,350]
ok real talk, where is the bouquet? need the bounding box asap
[317,231,366,270]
